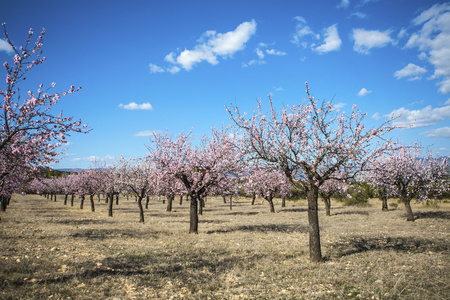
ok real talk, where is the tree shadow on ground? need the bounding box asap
[333,210,370,216]
[70,228,165,240]
[225,211,259,216]
[279,207,308,213]
[327,236,449,260]
[414,211,450,220]
[207,224,308,234]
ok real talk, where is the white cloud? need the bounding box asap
[266,49,287,56]
[71,155,115,163]
[405,3,450,94]
[422,127,450,138]
[274,86,283,91]
[149,63,165,73]
[292,16,316,46]
[119,102,154,111]
[256,48,265,59]
[337,0,350,9]
[352,28,394,54]
[394,63,427,80]
[168,20,256,71]
[133,130,159,137]
[0,39,12,53]
[242,59,266,68]
[314,24,341,54]
[334,102,346,109]
[350,12,367,19]
[357,88,372,96]
[372,112,381,120]
[387,104,450,128]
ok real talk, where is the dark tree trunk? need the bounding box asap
[403,197,415,221]
[115,194,119,205]
[251,193,256,205]
[145,196,149,209]
[381,188,388,211]
[166,194,174,212]
[64,194,68,205]
[80,195,85,209]
[108,193,113,217]
[89,194,95,212]
[323,196,331,216]
[138,196,144,223]
[105,195,109,204]
[189,196,199,234]
[307,186,322,262]
[223,196,227,203]
[282,196,286,208]
[70,194,74,207]
[229,196,233,210]
[179,195,183,205]
[266,197,275,213]
[0,196,7,212]
[98,194,101,202]
[198,198,204,215]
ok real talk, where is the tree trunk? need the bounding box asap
[403,197,415,221]
[323,196,331,216]
[145,196,149,209]
[116,194,119,205]
[223,196,227,203]
[189,196,199,234]
[108,193,113,217]
[282,196,286,208]
[229,196,233,210]
[71,194,74,207]
[89,194,95,212]
[381,188,388,211]
[179,195,183,206]
[307,186,322,262]
[251,193,256,205]
[166,194,173,212]
[138,196,144,223]
[64,194,68,205]
[266,197,275,213]
[80,195,85,209]
[198,198,204,215]
[0,196,7,212]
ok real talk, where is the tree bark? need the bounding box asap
[64,194,68,205]
[115,194,119,205]
[381,188,388,211]
[323,196,331,216]
[138,196,144,223]
[179,195,183,206]
[282,196,286,208]
[251,193,256,205]
[307,186,322,262]
[89,194,95,212]
[70,194,74,207]
[108,193,113,217]
[80,195,84,209]
[229,196,233,210]
[266,197,275,213]
[403,198,415,221]
[166,194,173,212]
[189,196,199,234]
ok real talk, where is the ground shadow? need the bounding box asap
[70,228,165,240]
[207,223,308,234]
[327,236,449,259]
[333,210,370,216]
[414,211,450,220]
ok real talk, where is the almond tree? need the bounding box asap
[244,166,291,213]
[227,83,396,262]
[366,144,448,221]
[149,127,241,234]
[318,171,350,216]
[117,156,156,223]
[0,24,89,201]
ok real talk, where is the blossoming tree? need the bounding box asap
[227,83,396,262]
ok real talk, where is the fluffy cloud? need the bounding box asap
[266,49,287,56]
[314,24,341,54]
[133,130,159,137]
[387,104,450,128]
[394,63,427,80]
[291,16,317,46]
[357,88,372,96]
[405,3,450,94]
[119,102,154,111]
[0,39,12,53]
[149,63,165,73]
[422,127,450,138]
[169,20,257,71]
[72,155,115,163]
[337,0,350,9]
[352,28,394,54]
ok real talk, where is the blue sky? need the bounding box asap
[1,0,449,169]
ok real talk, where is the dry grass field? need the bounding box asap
[1,194,449,299]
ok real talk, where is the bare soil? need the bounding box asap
[1,194,449,299]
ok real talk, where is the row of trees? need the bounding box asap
[1,25,448,263]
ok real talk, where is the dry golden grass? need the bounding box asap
[1,194,449,299]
